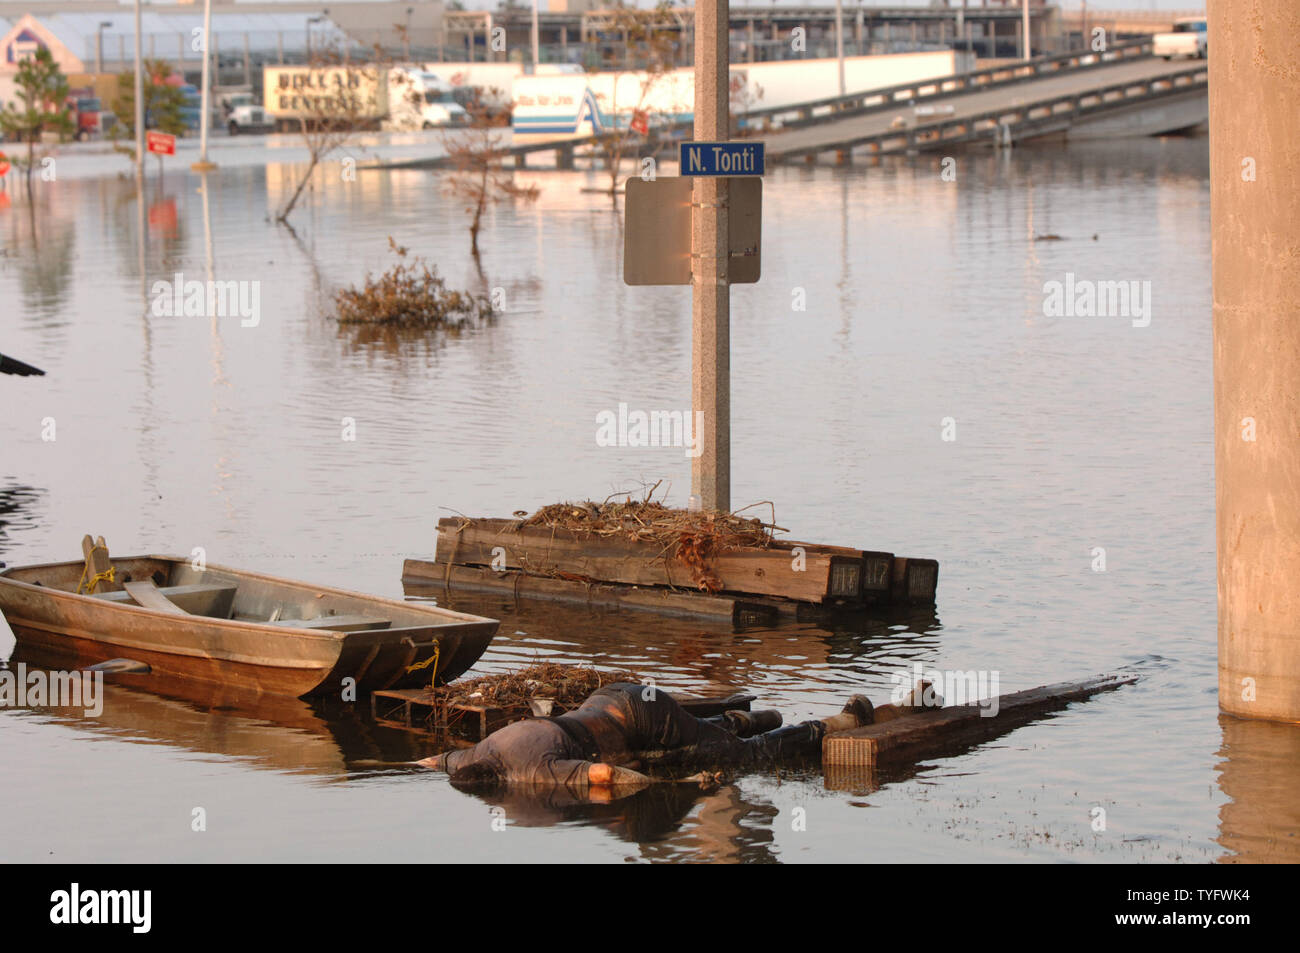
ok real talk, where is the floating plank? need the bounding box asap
[403,559,793,625]
[821,674,1138,767]
[434,517,857,605]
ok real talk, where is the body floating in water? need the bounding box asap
[419,681,937,791]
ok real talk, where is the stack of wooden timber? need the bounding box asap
[401,517,938,620]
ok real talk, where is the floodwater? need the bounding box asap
[2,129,1295,863]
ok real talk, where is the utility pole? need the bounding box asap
[192,0,217,172]
[133,0,143,181]
[691,0,731,513]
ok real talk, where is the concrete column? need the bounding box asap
[1212,1,1300,723]
[691,0,731,513]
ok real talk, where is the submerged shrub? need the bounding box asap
[335,238,493,327]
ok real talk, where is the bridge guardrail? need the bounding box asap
[739,38,1156,132]
[770,62,1207,160]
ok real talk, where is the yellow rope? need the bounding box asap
[405,640,440,679]
[76,546,115,594]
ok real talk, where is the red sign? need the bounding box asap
[0,152,9,176]
[146,131,176,156]
[630,109,649,136]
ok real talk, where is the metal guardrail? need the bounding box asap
[739,38,1156,130]
[769,62,1207,160]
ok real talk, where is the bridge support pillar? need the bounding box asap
[554,145,574,170]
[1212,2,1300,723]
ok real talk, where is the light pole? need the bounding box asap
[192,0,217,171]
[405,7,412,61]
[834,0,844,96]
[96,21,111,75]
[1022,0,1031,61]
[307,15,325,62]
[531,0,540,69]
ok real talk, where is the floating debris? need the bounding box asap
[335,237,493,328]
[519,489,784,592]
[430,662,641,710]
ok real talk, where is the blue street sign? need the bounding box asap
[679,141,765,177]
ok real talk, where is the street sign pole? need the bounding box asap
[692,0,730,514]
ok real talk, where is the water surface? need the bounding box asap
[4,131,1292,863]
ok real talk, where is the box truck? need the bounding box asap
[263,65,466,133]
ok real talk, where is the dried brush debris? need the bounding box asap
[433,662,641,709]
[335,237,493,327]
[516,489,785,594]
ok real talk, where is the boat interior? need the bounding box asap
[3,550,460,634]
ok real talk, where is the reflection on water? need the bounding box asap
[1215,714,1300,863]
[0,483,44,559]
[3,133,1293,862]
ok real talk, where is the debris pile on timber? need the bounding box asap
[522,498,780,592]
[430,661,640,709]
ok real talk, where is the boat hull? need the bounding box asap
[0,556,498,697]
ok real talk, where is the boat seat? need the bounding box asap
[266,615,392,632]
[92,582,237,618]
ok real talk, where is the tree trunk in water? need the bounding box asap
[279,154,320,223]
[24,135,34,199]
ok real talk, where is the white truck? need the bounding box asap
[386,68,468,130]
[1153,17,1208,60]
[262,65,466,133]
[222,92,275,135]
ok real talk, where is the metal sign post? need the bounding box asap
[692,0,731,514]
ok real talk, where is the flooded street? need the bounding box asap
[2,131,1290,864]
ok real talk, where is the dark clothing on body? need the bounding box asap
[439,683,824,788]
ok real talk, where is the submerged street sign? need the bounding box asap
[680,141,765,177]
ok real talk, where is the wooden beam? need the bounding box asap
[433,517,854,604]
[402,559,793,626]
[822,674,1138,767]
